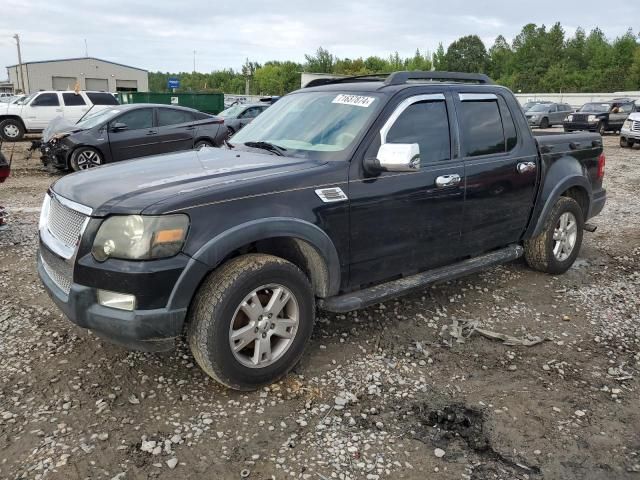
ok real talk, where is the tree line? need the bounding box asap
[148,23,640,96]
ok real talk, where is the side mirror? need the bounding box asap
[372,143,420,172]
[110,122,128,132]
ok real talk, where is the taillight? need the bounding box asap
[597,153,605,179]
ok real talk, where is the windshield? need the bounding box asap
[75,108,122,129]
[528,104,551,112]
[580,103,610,113]
[15,93,35,105]
[231,91,382,159]
[218,105,245,117]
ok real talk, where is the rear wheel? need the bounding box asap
[70,147,103,171]
[0,119,25,141]
[524,197,584,274]
[540,117,550,129]
[225,127,235,141]
[195,139,214,150]
[188,254,315,390]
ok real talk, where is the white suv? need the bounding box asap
[0,91,119,141]
[620,112,640,148]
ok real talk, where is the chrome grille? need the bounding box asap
[41,246,73,294]
[572,114,588,122]
[48,196,88,248]
[632,121,640,132]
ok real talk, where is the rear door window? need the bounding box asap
[386,99,450,165]
[157,108,194,126]
[458,98,505,157]
[62,93,86,106]
[31,93,60,107]
[497,97,517,151]
[86,92,119,105]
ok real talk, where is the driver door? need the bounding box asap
[107,108,157,161]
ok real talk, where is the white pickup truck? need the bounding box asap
[0,91,119,141]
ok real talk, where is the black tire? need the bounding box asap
[620,137,629,148]
[564,128,573,133]
[194,139,214,150]
[524,197,584,275]
[69,147,103,171]
[188,254,315,390]
[597,122,606,136]
[0,118,25,141]
[540,117,550,129]
[225,127,235,140]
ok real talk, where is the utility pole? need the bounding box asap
[193,50,196,73]
[13,34,26,94]
[84,39,89,57]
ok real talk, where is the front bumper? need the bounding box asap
[39,140,71,169]
[620,129,640,141]
[38,254,188,351]
[527,117,542,127]
[563,121,599,132]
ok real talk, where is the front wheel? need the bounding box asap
[540,117,550,129]
[70,147,103,171]
[188,254,315,390]
[597,122,606,136]
[524,197,584,274]
[0,119,25,141]
[620,137,629,148]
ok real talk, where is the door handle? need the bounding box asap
[435,174,461,188]
[146,130,158,135]
[517,161,536,174]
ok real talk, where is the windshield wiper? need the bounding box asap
[243,141,287,156]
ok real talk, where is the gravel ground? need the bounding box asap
[0,133,638,480]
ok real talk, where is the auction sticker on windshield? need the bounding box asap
[332,94,376,107]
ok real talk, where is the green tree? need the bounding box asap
[304,47,334,73]
[488,35,513,83]
[432,43,446,70]
[406,49,432,71]
[444,35,488,73]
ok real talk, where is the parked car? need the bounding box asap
[525,102,573,128]
[564,100,636,135]
[39,104,226,171]
[620,111,640,148]
[0,151,9,229]
[37,71,606,390]
[218,102,270,139]
[0,90,119,141]
[522,100,552,112]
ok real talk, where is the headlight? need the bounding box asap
[530,115,539,120]
[588,115,597,122]
[623,120,632,130]
[567,115,573,122]
[39,194,51,231]
[92,214,189,261]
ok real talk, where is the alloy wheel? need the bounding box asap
[228,284,299,368]
[552,212,578,261]
[3,124,20,139]
[75,149,102,169]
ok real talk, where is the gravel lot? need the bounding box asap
[0,133,638,480]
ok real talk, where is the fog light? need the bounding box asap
[97,290,136,311]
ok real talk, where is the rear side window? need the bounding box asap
[459,100,505,157]
[386,100,450,164]
[31,93,59,107]
[157,108,194,126]
[497,97,517,151]
[86,92,119,105]
[62,93,86,106]
[114,109,153,130]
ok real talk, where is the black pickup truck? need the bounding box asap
[37,71,606,390]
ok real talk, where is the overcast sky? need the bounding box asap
[0,0,637,75]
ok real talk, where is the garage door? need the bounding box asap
[85,78,108,91]
[116,79,138,92]
[52,76,77,90]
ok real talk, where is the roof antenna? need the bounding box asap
[84,39,88,57]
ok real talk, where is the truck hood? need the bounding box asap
[52,147,323,216]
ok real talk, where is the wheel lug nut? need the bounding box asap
[254,327,259,333]
[262,332,267,338]
[270,323,275,329]
[268,313,273,318]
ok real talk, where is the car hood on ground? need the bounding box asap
[51,147,323,216]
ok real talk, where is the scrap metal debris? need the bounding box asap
[441,319,548,347]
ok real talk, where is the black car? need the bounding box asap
[38,71,606,390]
[40,104,226,171]
[564,100,636,135]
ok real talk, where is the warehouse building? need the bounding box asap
[6,57,148,94]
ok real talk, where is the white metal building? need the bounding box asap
[6,57,148,94]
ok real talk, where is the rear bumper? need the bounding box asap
[588,189,606,220]
[38,253,190,351]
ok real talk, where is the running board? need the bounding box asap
[318,244,524,313]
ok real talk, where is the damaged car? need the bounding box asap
[40,104,226,171]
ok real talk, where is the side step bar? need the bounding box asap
[318,244,524,313]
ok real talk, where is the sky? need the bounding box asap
[0,0,638,76]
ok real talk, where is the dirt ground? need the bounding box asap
[0,132,638,480]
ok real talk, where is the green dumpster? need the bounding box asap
[117,92,224,115]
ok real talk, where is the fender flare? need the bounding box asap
[172,218,341,306]
[529,174,592,238]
